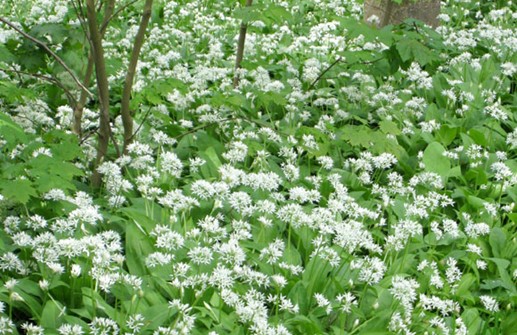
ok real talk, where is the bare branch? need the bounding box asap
[0,17,93,96]
[3,67,77,105]
[308,57,343,90]
[233,0,253,88]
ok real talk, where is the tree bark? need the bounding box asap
[364,0,441,28]
[86,0,113,187]
[73,0,115,137]
[120,0,154,153]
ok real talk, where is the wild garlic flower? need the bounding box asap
[480,295,500,312]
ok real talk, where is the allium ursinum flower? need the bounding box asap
[13,99,55,133]
[209,264,234,289]
[401,62,433,90]
[228,191,254,216]
[126,142,154,169]
[190,180,217,200]
[314,293,333,315]
[409,172,443,189]
[317,155,334,170]
[277,203,310,228]
[281,163,300,182]
[159,189,199,213]
[390,276,420,319]
[337,292,358,313]
[43,188,67,201]
[222,141,248,163]
[388,312,413,335]
[445,258,462,286]
[491,161,513,181]
[260,239,285,265]
[419,294,460,316]
[351,256,386,285]
[289,186,321,204]
[0,252,26,274]
[334,220,381,253]
[151,225,184,251]
[242,172,282,192]
[464,221,490,238]
[480,295,500,312]
[216,239,247,266]
[58,324,84,335]
[386,219,422,251]
[159,151,183,177]
[146,252,174,268]
[31,147,52,158]
[21,322,44,335]
[0,316,15,334]
[279,262,303,276]
[187,246,213,265]
[484,100,508,121]
[89,317,119,335]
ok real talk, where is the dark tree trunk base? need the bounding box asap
[364,0,441,28]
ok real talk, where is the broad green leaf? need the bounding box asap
[0,179,37,204]
[489,227,506,258]
[41,300,65,328]
[422,142,450,177]
[379,120,401,135]
[396,39,437,65]
[462,308,482,335]
[81,287,115,319]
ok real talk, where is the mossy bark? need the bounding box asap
[364,0,441,28]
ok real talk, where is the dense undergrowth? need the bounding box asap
[0,0,517,334]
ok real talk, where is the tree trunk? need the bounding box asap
[364,0,440,28]
[120,0,154,153]
[86,0,113,188]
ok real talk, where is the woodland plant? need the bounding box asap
[0,0,517,334]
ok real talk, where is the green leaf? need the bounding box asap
[396,38,437,65]
[0,44,15,63]
[462,308,482,335]
[422,142,450,177]
[41,300,65,328]
[489,227,506,258]
[81,287,115,319]
[379,120,401,135]
[502,312,517,335]
[125,221,153,276]
[0,179,37,204]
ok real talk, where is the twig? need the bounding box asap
[101,0,140,34]
[308,56,343,90]
[233,0,253,88]
[0,17,93,96]
[3,67,76,106]
[128,105,152,142]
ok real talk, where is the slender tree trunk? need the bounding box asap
[73,0,115,137]
[364,0,441,28]
[120,0,154,153]
[233,0,253,88]
[86,0,113,187]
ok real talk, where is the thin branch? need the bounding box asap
[308,56,343,90]
[0,17,93,96]
[3,67,76,106]
[233,0,253,88]
[101,0,140,34]
[128,105,152,142]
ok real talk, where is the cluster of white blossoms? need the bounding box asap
[0,0,515,333]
